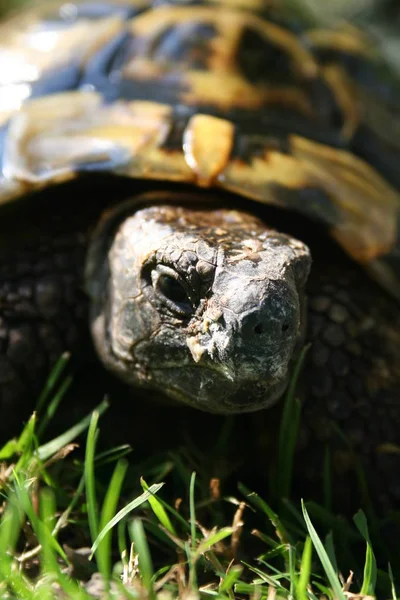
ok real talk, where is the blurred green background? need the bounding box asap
[0,0,25,16]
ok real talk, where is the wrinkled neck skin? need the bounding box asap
[86,192,311,414]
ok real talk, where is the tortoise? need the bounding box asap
[1,0,400,509]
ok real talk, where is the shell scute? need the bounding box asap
[183,114,234,186]
[2,91,189,186]
[1,0,400,297]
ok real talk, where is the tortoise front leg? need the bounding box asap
[0,235,90,438]
[297,260,400,513]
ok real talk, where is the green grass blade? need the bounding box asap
[219,564,243,593]
[188,471,198,591]
[242,561,287,588]
[36,374,73,438]
[14,477,67,564]
[97,459,128,578]
[238,483,290,544]
[36,352,70,414]
[276,344,309,503]
[353,510,377,596]
[94,445,132,466]
[91,483,164,557]
[39,488,59,576]
[85,411,100,552]
[16,413,37,457]
[234,582,270,596]
[388,563,398,600]
[53,473,85,540]
[281,498,308,535]
[259,544,289,562]
[0,438,20,460]
[305,502,359,541]
[130,519,155,600]
[296,536,313,600]
[141,477,176,535]
[37,398,109,461]
[143,492,190,534]
[194,526,234,559]
[302,500,346,600]
[324,531,338,575]
[0,561,33,600]
[288,543,297,598]
[189,471,197,553]
[0,492,23,559]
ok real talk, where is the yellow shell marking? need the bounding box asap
[220,134,399,263]
[183,114,235,186]
[306,26,374,58]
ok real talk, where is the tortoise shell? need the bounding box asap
[1,0,400,298]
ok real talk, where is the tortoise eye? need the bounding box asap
[158,275,189,305]
[150,266,192,316]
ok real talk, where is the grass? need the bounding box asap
[0,1,399,597]
[0,358,398,599]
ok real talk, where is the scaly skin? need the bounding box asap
[86,196,311,413]
[0,188,399,512]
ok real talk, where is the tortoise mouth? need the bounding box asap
[147,364,291,414]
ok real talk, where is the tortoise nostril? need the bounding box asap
[254,320,290,336]
[254,323,264,335]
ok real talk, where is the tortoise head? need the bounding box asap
[86,192,311,414]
